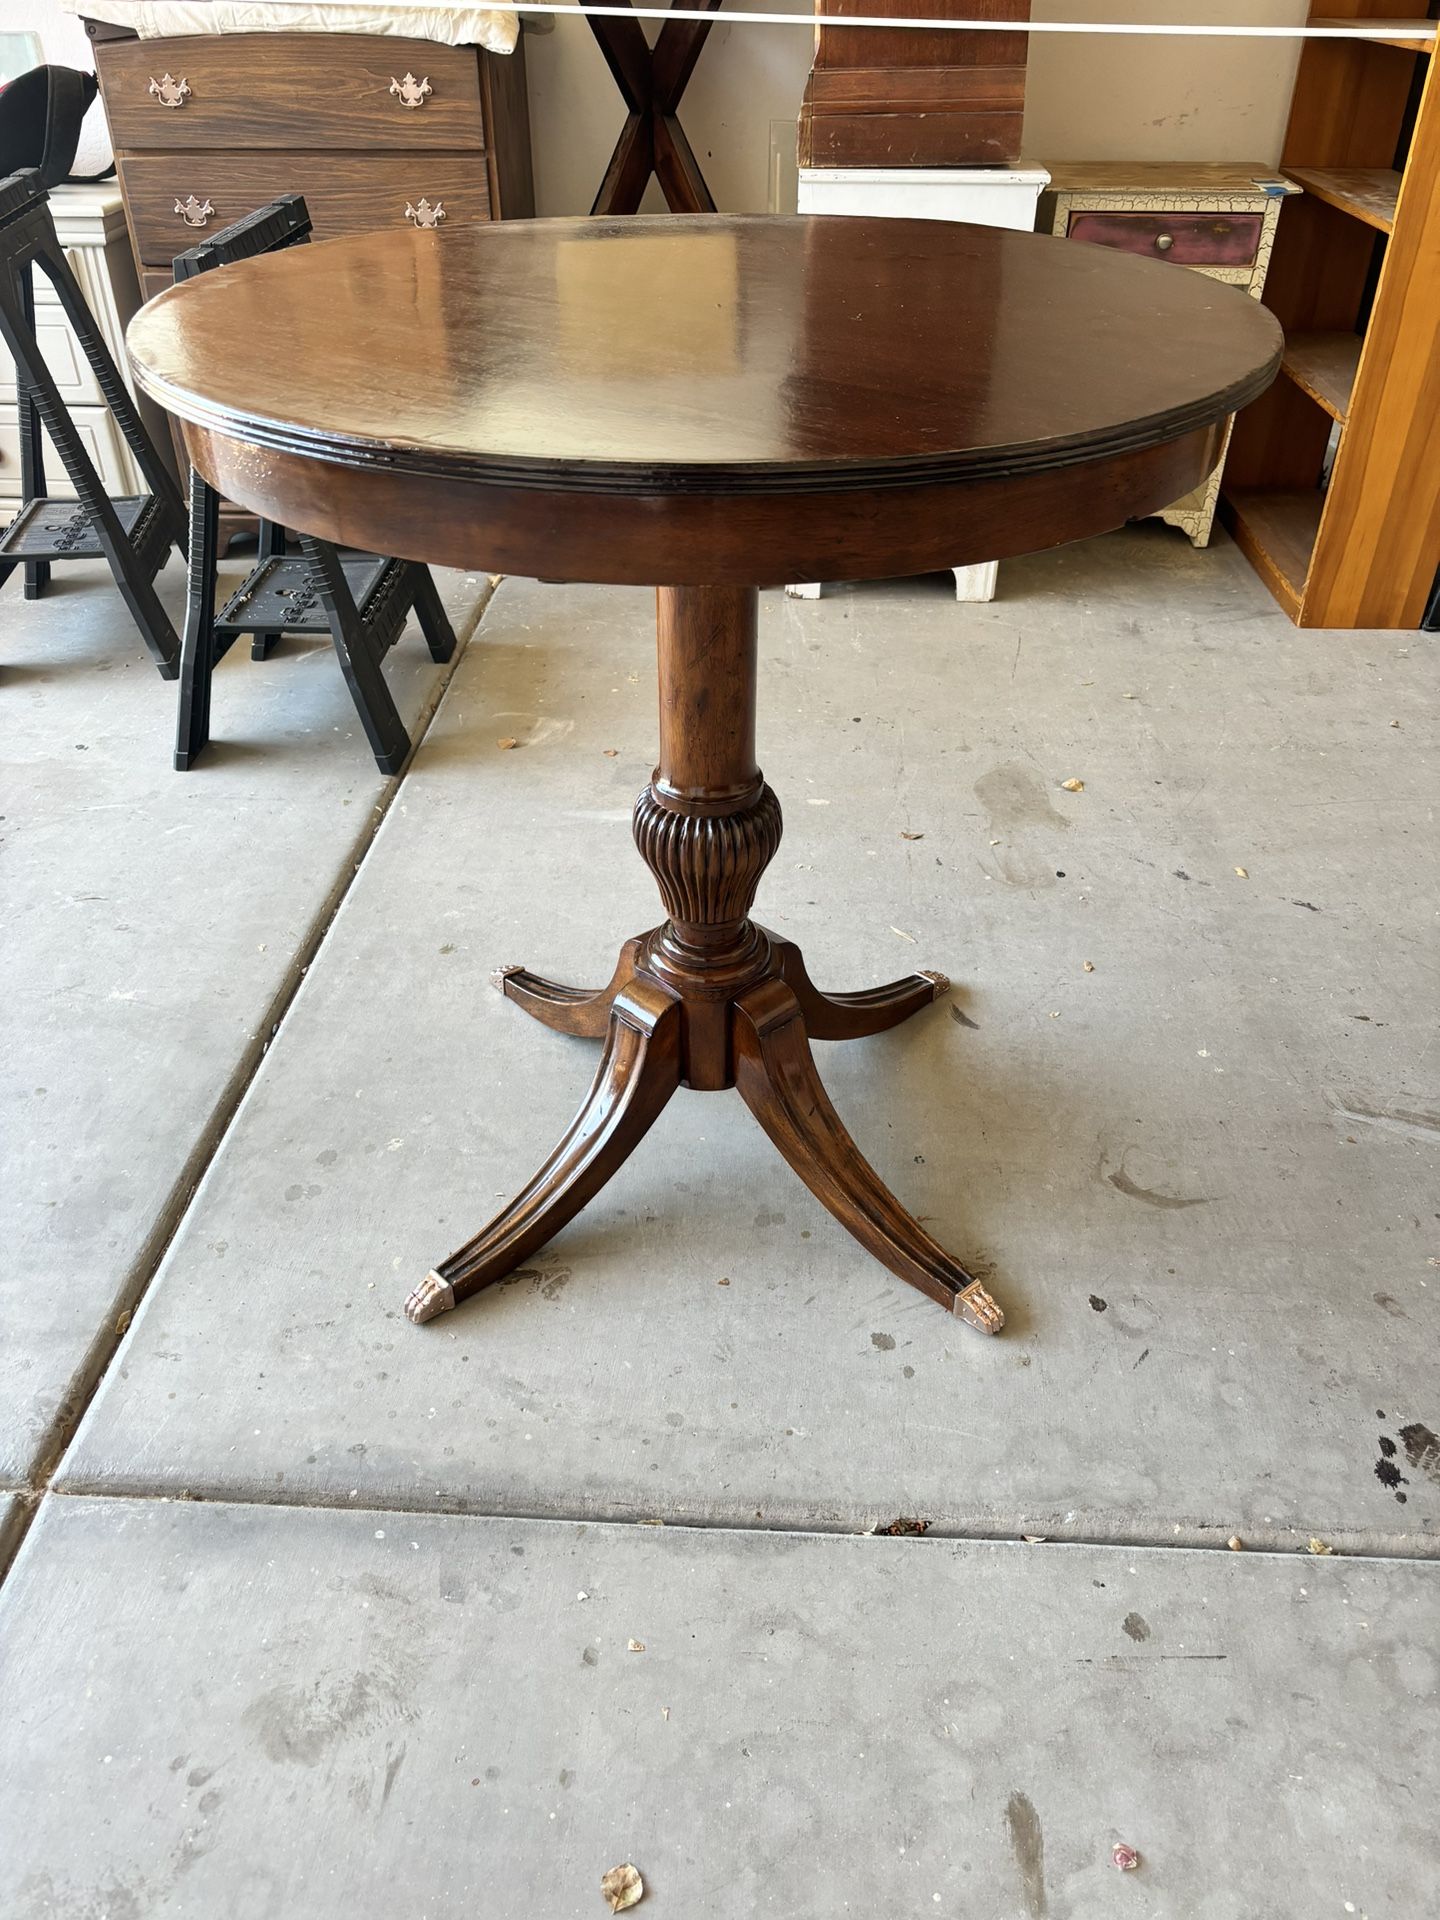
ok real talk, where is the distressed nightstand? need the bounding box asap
[1040,164,1299,547]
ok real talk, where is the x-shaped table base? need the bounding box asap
[587,0,725,214]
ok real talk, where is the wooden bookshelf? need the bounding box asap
[1280,331,1364,419]
[1222,491,1325,621]
[1222,2,1440,627]
[1284,165,1400,230]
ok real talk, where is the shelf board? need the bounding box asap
[1285,165,1401,231]
[1307,17,1436,52]
[1222,488,1325,620]
[1281,330,1364,421]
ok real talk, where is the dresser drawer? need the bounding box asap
[99,33,486,153]
[122,153,491,265]
[1065,210,1264,268]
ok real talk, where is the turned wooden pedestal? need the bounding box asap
[126,215,1281,1340]
[408,584,1001,1333]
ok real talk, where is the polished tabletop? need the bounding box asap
[127,214,1282,497]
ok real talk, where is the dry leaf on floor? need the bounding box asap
[627,1639,646,1652]
[901,831,925,841]
[1112,1843,1140,1872]
[1234,866,1249,878]
[1083,961,1095,973]
[1308,1537,1333,1555]
[497,737,519,751]
[602,1863,644,1911]
[890,927,917,942]
[603,748,619,758]
[1060,778,1085,792]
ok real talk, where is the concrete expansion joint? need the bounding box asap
[12,1486,1439,1574]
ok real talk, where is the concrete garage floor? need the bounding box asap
[2,528,1437,1914]
[0,556,492,1487]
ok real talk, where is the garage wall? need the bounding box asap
[525,0,1308,215]
[32,0,1308,220]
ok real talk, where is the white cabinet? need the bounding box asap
[798,165,1051,227]
[789,165,1050,605]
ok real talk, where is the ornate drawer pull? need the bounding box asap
[389,72,432,110]
[175,196,215,229]
[148,72,191,109]
[1154,233,1175,252]
[404,198,446,229]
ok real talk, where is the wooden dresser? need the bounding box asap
[1040,164,1299,547]
[84,20,533,317]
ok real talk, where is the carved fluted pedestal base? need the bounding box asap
[406,585,1004,1338]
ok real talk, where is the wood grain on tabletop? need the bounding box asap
[127,214,1279,584]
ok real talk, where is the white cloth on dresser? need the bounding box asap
[64,2,519,56]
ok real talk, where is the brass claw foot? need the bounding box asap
[955,1279,1004,1336]
[405,1271,456,1325]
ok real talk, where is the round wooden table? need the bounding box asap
[128,214,1281,1336]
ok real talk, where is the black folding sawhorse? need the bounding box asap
[170,195,456,772]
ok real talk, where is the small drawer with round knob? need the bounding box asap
[1065,210,1264,268]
